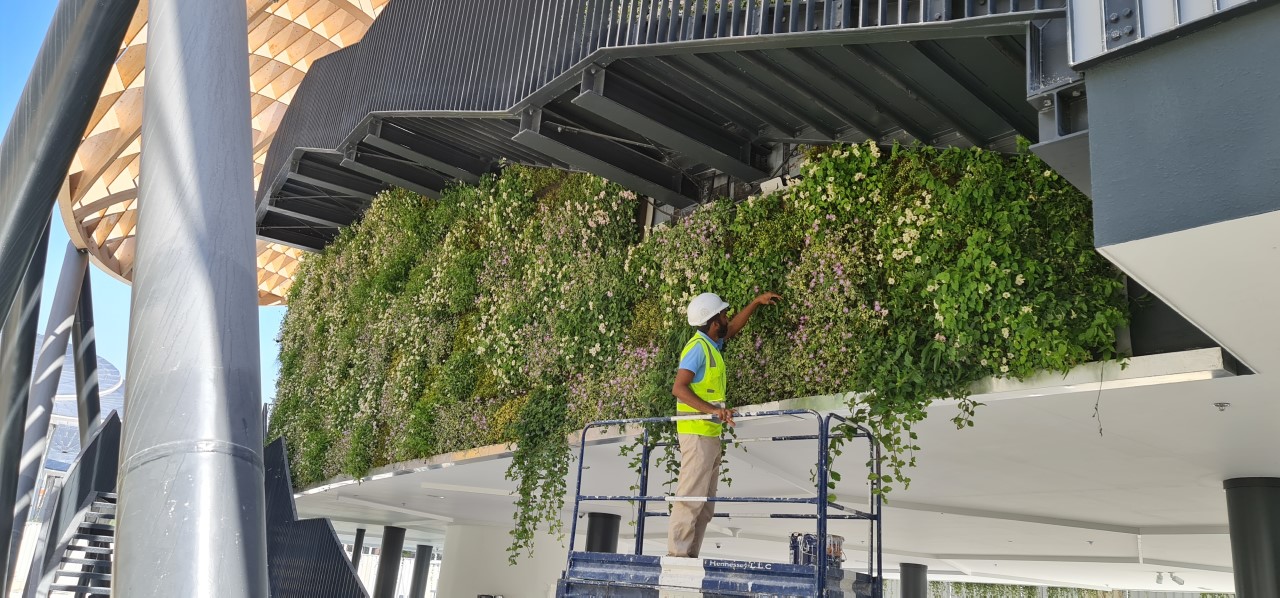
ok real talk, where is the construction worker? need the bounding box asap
[667,291,781,558]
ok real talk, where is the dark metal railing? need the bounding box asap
[566,409,884,593]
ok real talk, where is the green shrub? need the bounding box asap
[268,142,1127,562]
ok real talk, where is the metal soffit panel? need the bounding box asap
[251,0,1060,300]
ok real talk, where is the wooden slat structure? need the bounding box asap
[58,0,389,305]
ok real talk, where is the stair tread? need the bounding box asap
[54,570,111,581]
[78,523,115,533]
[60,557,112,567]
[49,585,110,596]
[63,545,113,555]
[70,532,115,542]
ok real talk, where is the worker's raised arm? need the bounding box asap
[726,292,782,340]
[672,368,735,427]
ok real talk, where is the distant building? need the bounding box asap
[31,333,125,517]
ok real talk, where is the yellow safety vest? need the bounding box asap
[676,334,727,437]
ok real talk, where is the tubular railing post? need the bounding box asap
[71,265,100,446]
[634,427,651,555]
[816,414,830,592]
[0,0,140,329]
[0,225,49,595]
[7,242,86,580]
[371,526,406,598]
[113,0,269,595]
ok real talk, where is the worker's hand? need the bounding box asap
[716,408,736,427]
[754,292,782,307]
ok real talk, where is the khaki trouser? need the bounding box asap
[667,433,723,558]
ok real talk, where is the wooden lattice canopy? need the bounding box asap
[59,0,389,305]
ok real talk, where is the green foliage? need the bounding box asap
[268,142,1127,561]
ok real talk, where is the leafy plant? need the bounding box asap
[268,142,1126,561]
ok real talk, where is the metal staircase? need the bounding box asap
[44,492,115,598]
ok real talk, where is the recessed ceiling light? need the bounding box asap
[426,495,445,499]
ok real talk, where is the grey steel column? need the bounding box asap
[900,563,927,598]
[372,526,406,598]
[407,544,433,598]
[71,265,100,445]
[7,243,85,577]
[113,0,269,596]
[586,512,621,553]
[0,0,139,323]
[1224,478,1280,598]
[352,528,367,568]
[0,227,49,592]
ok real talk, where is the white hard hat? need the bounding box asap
[687,292,730,326]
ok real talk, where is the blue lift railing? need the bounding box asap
[567,409,883,596]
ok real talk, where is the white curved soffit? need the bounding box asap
[58,0,389,306]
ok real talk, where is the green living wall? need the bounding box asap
[269,141,1127,559]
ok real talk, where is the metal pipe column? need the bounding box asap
[0,227,49,593]
[7,244,86,578]
[407,544,433,598]
[113,0,269,596]
[0,0,139,325]
[352,528,367,568]
[372,526,406,598]
[71,265,100,445]
[900,563,927,598]
[1225,478,1280,598]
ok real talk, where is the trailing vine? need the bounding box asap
[268,142,1126,560]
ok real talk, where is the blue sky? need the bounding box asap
[2,5,286,403]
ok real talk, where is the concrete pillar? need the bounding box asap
[113,0,269,596]
[372,526,406,598]
[71,265,100,445]
[408,544,433,598]
[8,243,85,576]
[0,227,48,594]
[901,563,928,598]
[436,525,567,598]
[586,512,620,553]
[352,528,367,568]
[1224,477,1280,598]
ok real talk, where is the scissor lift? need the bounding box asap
[557,409,884,597]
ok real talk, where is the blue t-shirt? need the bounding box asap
[677,331,724,384]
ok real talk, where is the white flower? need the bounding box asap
[1000,364,1010,373]
[1001,327,1010,339]
[1002,292,1011,299]
[887,277,895,285]
[1015,274,1025,286]
[980,359,988,366]
[1021,305,1032,314]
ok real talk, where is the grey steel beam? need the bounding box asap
[114,1,270,596]
[0,227,49,595]
[341,148,442,200]
[571,68,768,182]
[372,526,406,598]
[256,229,329,253]
[844,45,988,146]
[653,55,796,136]
[716,51,843,139]
[407,544,433,598]
[737,50,885,140]
[909,39,1038,139]
[0,0,139,334]
[71,265,101,446]
[7,244,86,580]
[512,109,698,208]
[266,204,350,230]
[663,54,806,137]
[802,47,933,143]
[290,172,376,201]
[365,119,484,184]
